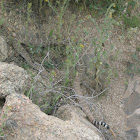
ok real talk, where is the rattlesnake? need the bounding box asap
[74,58,116,138]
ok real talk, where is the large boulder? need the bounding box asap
[0,93,104,140]
[0,62,31,98]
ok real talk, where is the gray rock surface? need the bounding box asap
[0,94,104,140]
[127,108,140,128]
[0,62,31,98]
[0,36,8,61]
[124,92,140,115]
[126,129,138,140]
[123,76,140,140]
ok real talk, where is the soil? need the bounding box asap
[0,1,140,140]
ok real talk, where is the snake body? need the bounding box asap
[74,58,116,137]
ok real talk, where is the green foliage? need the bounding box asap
[43,94,61,115]
[0,18,4,26]
[123,15,140,28]
[0,0,4,13]
[0,127,4,136]
[38,93,60,115]
[78,0,125,15]
[27,2,32,22]
[44,60,54,69]
[87,3,116,91]
[48,0,70,43]
[10,0,140,30]
[61,3,117,93]
[25,2,32,34]
[126,48,140,75]
[122,0,140,28]
[64,41,82,86]
[10,0,132,17]
[28,44,45,56]
[62,14,85,86]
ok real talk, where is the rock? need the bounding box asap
[56,105,95,129]
[124,77,140,115]
[0,36,8,61]
[134,81,140,95]
[127,108,140,128]
[127,108,140,140]
[0,94,104,140]
[123,76,140,99]
[137,126,140,140]
[123,76,140,140]
[126,129,138,140]
[123,92,140,115]
[0,62,31,98]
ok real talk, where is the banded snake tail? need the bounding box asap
[73,57,116,138]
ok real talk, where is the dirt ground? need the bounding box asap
[0,1,140,140]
